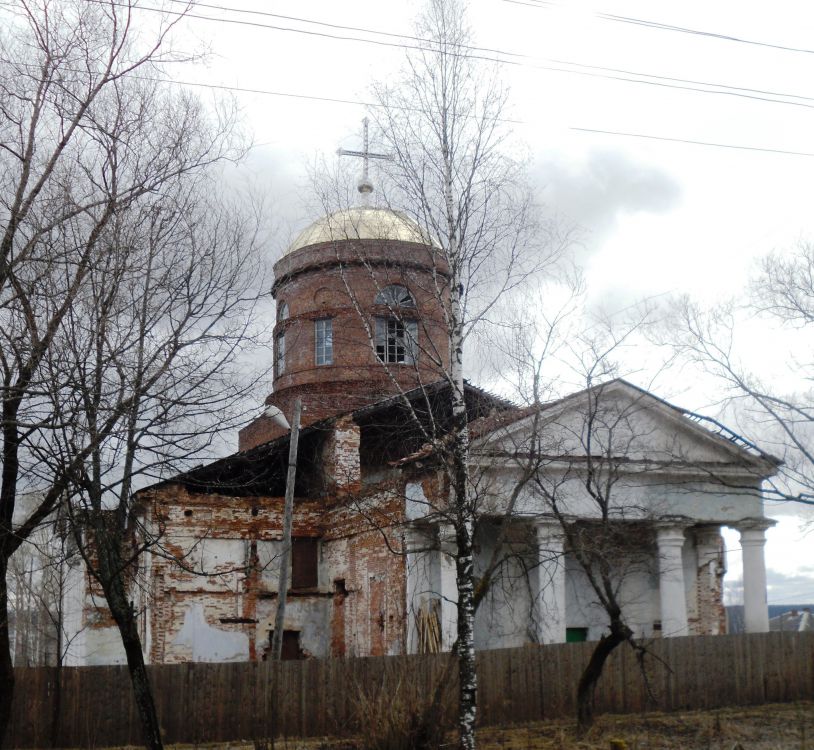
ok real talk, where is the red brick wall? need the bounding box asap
[239,238,451,451]
[141,428,412,662]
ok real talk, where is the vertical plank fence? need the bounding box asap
[8,631,814,748]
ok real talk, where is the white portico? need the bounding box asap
[404,379,779,652]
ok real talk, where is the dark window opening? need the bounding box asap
[291,537,319,589]
[264,629,304,660]
[183,509,193,517]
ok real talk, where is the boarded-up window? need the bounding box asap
[291,537,319,589]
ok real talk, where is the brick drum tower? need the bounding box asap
[238,207,451,451]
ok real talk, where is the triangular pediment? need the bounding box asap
[473,379,778,478]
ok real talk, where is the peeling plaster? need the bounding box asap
[173,602,250,662]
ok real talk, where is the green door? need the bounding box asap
[566,627,588,643]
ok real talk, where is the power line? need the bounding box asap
[570,127,814,159]
[8,51,810,160]
[163,0,436,47]
[504,0,814,56]
[600,11,814,57]
[85,0,814,116]
[25,4,814,160]
[139,74,814,159]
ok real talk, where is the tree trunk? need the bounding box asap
[50,567,65,748]
[449,289,477,749]
[0,555,14,749]
[575,621,630,735]
[100,550,164,750]
[454,519,477,750]
[50,661,62,749]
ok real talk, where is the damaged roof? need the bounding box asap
[144,377,778,497]
[145,380,517,497]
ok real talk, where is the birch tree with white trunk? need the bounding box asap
[347,1,565,745]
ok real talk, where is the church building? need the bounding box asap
[62,202,780,666]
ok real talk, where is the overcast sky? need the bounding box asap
[156,0,814,606]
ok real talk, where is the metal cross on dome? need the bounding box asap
[337,117,393,198]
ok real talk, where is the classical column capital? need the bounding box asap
[736,517,776,543]
[656,525,687,548]
[533,517,566,543]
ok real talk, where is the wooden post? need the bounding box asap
[271,398,302,661]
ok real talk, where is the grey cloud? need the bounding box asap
[533,148,682,253]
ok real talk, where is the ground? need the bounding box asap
[84,701,814,750]
[473,703,813,749]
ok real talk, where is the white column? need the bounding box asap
[738,519,773,633]
[61,556,88,666]
[437,523,458,651]
[534,521,566,644]
[657,525,689,637]
[404,525,429,654]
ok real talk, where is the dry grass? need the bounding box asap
[87,702,814,750]
[475,702,814,750]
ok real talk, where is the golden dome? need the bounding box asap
[286,207,437,255]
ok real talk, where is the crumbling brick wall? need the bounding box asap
[139,437,412,663]
[690,526,727,635]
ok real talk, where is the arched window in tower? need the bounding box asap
[373,285,418,364]
[375,285,415,308]
[277,301,289,321]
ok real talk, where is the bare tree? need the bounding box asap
[528,381,652,733]
[0,1,258,746]
[490,298,777,733]
[310,1,567,746]
[664,242,814,508]
[42,187,264,749]
[486,302,658,732]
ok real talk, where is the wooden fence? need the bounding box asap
[8,631,814,748]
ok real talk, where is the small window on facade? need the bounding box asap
[277,301,289,321]
[275,332,286,376]
[265,630,304,660]
[314,318,333,366]
[375,317,418,364]
[375,284,415,308]
[291,537,319,589]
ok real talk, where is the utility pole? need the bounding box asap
[271,398,302,661]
